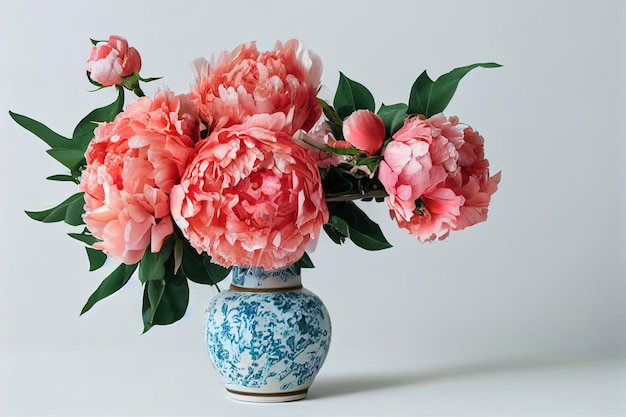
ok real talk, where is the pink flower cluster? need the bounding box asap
[80,38,327,269]
[378,114,500,241]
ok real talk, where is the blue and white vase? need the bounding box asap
[204,264,331,402]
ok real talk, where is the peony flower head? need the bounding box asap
[190,39,322,136]
[379,114,465,241]
[79,90,199,264]
[86,35,142,86]
[170,113,329,270]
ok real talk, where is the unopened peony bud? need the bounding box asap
[342,109,385,155]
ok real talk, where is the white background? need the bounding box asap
[0,1,624,416]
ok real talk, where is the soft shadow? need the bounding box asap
[307,359,574,400]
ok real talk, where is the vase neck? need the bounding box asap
[230,264,302,291]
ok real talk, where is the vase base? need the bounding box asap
[226,387,308,403]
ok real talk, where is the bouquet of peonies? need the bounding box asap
[11,35,500,332]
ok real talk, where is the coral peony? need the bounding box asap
[170,113,328,270]
[86,35,142,86]
[190,40,322,136]
[446,127,501,231]
[342,109,385,155]
[379,114,465,241]
[79,90,199,264]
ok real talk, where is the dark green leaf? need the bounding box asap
[202,257,231,284]
[138,76,163,83]
[323,224,346,245]
[377,103,408,137]
[142,279,165,333]
[68,228,99,246]
[64,196,85,226]
[46,148,86,172]
[25,193,85,225]
[9,111,72,149]
[46,174,78,183]
[328,202,392,250]
[318,98,343,139]
[72,86,124,149]
[142,270,189,333]
[138,237,173,283]
[408,62,502,117]
[179,239,230,285]
[86,248,107,271]
[329,215,350,237]
[294,252,315,269]
[333,72,375,119]
[81,263,138,315]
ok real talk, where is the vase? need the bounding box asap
[204,264,331,402]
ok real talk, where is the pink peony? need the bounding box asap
[170,113,329,270]
[446,127,501,231]
[190,40,322,136]
[342,110,385,155]
[79,90,199,264]
[86,35,142,86]
[379,114,465,241]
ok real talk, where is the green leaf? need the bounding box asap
[68,228,99,246]
[318,98,343,139]
[179,239,230,285]
[46,148,86,172]
[25,193,85,225]
[377,103,408,137]
[202,257,231,284]
[142,270,189,333]
[86,248,107,271]
[329,215,350,237]
[138,75,163,83]
[325,145,361,156]
[328,202,392,250]
[294,252,315,269]
[72,86,124,149]
[142,279,165,333]
[408,62,502,117]
[333,72,375,119]
[323,224,346,245]
[138,237,173,283]
[9,111,72,149]
[81,263,138,315]
[46,174,78,183]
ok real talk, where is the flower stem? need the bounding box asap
[325,190,388,202]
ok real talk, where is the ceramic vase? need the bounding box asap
[204,264,331,402]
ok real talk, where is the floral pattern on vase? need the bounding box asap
[205,265,331,402]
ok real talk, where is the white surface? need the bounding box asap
[1,352,624,416]
[0,0,625,415]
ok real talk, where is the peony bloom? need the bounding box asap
[446,127,501,231]
[170,113,329,270]
[190,39,322,136]
[79,90,199,264]
[86,35,142,86]
[342,109,385,155]
[379,114,465,241]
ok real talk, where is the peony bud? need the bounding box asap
[86,35,142,86]
[342,109,385,155]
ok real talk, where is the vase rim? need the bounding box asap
[231,264,302,290]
